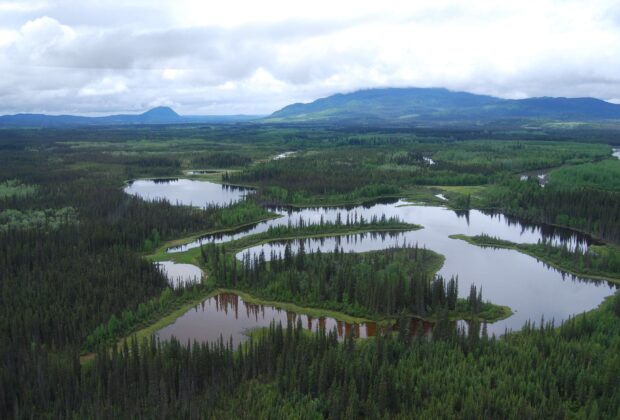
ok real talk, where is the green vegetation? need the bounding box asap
[0,207,77,231]
[482,177,620,243]
[1,123,620,419]
[220,288,383,325]
[202,244,509,322]
[190,151,253,168]
[84,283,214,352]
[451,234,620,282]
[10,291,620,418]
[223,141,609,206]
[547,158,620,192]
[221,215,420,253]
[0,179,37,199]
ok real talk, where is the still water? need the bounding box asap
[124,179,252,208]
[130,181,616,342]
[157,261,203,288]
[235,202,614,336]
[155,292,433,348]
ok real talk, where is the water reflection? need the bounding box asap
[233,202,614,336]
[272,151,296,160]
[173,200,592,254]
[124,178,252,208]
[156,293,432,348]
[156,261,202,288]
[141,180,616,340]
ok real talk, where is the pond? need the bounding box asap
[124,178,252,207]
[141,180,616,342]
[272,151,296,160]
[157,261,203,288]
[155,292,433,348]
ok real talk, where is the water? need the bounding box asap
[185,169,220,175]
[168,201,399,253]
[272,151,296,160]
[173,200,591,253]
[157,261,203,288]
[144,180,615,341]
[155,293,419,348]
[613,148,620,160]
[124,179,251,208]
[230,202,614,336]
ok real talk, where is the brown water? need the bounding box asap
[155,292,434,348]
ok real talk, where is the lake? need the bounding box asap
[134,181,616,341]
[236,202,614,336]
[124,178,252,207]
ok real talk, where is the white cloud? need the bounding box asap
[0,0,620,114]
[0,1,48,13]
[78,76,128,96]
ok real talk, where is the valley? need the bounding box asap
[2,122,620,418]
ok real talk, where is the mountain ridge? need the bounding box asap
[3,87,620,127]
[266,87,620,124]
[0,106,259,127]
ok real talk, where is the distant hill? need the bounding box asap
[0,107,260,127]
[5,88,620,128]
[266,87,620,124]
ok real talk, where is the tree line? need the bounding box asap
[4,292,620,418]
[202,243,487,320]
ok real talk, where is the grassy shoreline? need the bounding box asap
[82,282,512,367]
[217,288,393,325]
[223,224,422,253]
[147,213,282,260]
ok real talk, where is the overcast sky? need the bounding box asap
[1,0,620,115]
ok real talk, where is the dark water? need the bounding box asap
[157,261,203,288]
[155,292,433,348]
[124,179,252,208]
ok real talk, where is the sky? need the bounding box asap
[1,0,620,115]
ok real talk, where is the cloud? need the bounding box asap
[0,0,620,115]
[78,76,128,96]
[0,1,48,13]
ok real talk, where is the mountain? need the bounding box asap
[0,107,260,127]
[266,87,620,124]
[5,88,620,128]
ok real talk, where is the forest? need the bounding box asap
[0,124,619,418]
[6,293,620,418]
[201,244,496,321]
